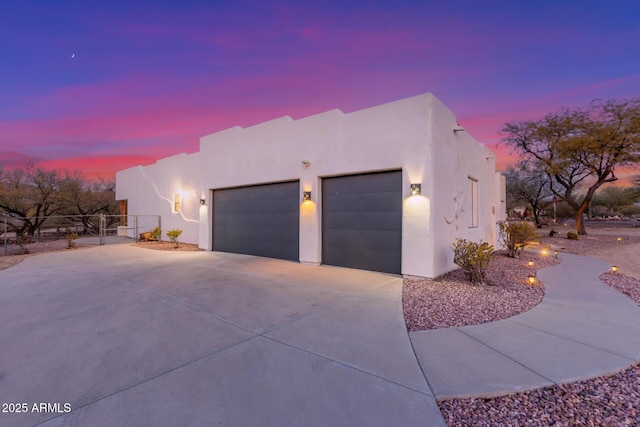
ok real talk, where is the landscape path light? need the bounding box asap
[612,265,619,274]
[527,274,537,286]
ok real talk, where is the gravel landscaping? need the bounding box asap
[409,226,640,427]
[403,250,557,331]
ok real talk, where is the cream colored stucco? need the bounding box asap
[116,93,503,278]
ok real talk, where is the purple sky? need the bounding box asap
[1,1,639,179]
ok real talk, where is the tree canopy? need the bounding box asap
[501,98,640,234]
[0,165,118,241]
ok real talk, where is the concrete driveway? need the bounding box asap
[0,244,444,426]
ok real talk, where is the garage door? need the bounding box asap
[322,171,402,274]
[213,181,299,261]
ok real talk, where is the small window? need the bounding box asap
[173,193,181,212]
[469,178,478,228]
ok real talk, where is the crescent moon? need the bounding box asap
[71,53,75,58]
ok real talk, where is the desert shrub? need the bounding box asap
[67,231,78,249]
[497,220,539,258]
[567,231,579,240]
[152,226,162,241]
[166,229,183,248]
[452,239,494,284]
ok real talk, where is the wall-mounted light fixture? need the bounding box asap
[303,191,311,201]
[410,183,421,196]
[200,198,206,205]
[302,160,311,169]
[173,193,181,212]
[612,265,619,274]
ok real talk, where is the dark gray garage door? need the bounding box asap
[322,171,402,274]
[213,181,299,261]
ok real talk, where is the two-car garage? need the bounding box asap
[211,171,402,274]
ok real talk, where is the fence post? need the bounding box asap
[99,214,106,245]
[3,215,6,257]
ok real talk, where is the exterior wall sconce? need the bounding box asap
[612,265,619,274]
[200,198,206,205]
[302,160,311,169]
[303,191,311,201]
[173,194,181,212]
[527,274,537,286]
[410,183,421,196]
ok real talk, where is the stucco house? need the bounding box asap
[115,93,506,278]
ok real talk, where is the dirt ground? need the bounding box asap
[536,223,640,280]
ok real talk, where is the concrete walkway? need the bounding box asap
[411,253,640,399]
[0,244,445,427]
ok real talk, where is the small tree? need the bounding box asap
[504,162,552,227]
[452,239,494,284]
[166,229,183,248]
[497,220,539,258]
[501,98,640,235]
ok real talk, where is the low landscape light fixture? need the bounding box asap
[527,274,536,286]
[410,183,421,196]
[303,191,311,201]
[617,237,622,243]
[554,250,559,259]
[527,261,534,267]
[541,248,549,257]
[612,265,619,274]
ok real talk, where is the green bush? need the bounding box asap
[152,226,162,241]
[497,220,539,258]
[452,239,494,284]
[166,229,183,248]
[567,231,579,240]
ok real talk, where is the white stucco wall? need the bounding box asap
[116,93,503,278]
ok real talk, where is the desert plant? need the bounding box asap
[152,226,162,241]
[452,239,494,284]
[567,231,579,240]
[67,231,78,249]
[497,220,539,258]
[166,229,183,248]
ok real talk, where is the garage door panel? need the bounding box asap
[323,211,402,231]
[215,212,299,228]
[322,171,402,274]
[323,173,399,195]
[323,192,401,213]
[323,245,400,274]
[323,229,401,251]
[213,181,299,261]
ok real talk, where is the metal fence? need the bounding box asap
[2,214,161,256]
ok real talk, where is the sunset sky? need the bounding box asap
[1,1,639,180]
